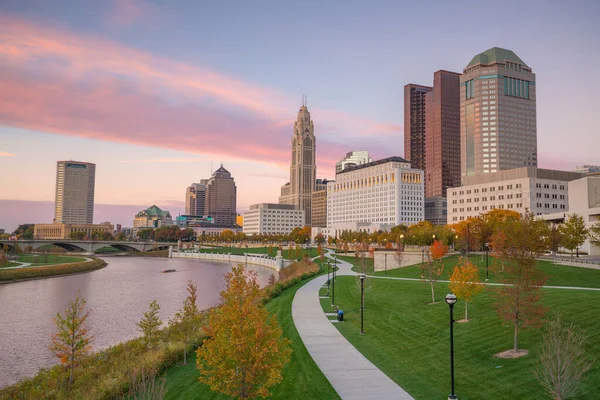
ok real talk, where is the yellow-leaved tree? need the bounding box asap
[197,264,292,399]
[449,258,484,321]
[49,290,94,385]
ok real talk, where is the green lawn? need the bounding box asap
[0,261,20,268]
[163,278,340,400]
[323,276,600,400]
[194,246,319,260]
[337,254,600,288]
[16,254,87,266]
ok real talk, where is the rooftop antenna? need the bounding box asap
[304,94,307,107]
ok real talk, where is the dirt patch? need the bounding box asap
[456,319,470,323]
[495,349,529,359]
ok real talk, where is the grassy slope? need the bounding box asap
[323,276,600,400]
[163,278,340,400]
[17,254,87,266]
[0,261,20,268]
[336,254,600,288]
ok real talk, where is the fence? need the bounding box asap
[169,248,291,271]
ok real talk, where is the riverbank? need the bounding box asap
[0,258,107,283]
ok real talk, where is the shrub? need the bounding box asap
[0,259,107,282]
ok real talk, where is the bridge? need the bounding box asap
[0,239,173,253]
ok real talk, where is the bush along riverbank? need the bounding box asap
[0,258,107,283]
[0,258,328,400]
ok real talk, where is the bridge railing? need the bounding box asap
[170,249,291,271]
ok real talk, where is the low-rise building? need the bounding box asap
[448,167,582,223]
[575,165,600,175]
[243,203,305,236]
[133,205,173,234]
[175,215,213,228]
[312,179,332,228]
[34,222,114,240]
[327,156,424,237]
[425,196,447,225]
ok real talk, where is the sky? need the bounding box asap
[1,0,599,232]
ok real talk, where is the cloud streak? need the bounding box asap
[0,14,399,172]
[0,151,15,157]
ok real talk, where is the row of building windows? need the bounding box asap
[504,77,530,99]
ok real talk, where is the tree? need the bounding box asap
[49,290,94,385]
[590,221,600,245]
[494,211,548,353]
[393,247,404,269]
[546,224,564,256]
[534,313,593,400]
[421,240,447,304]
[69,231,86,240]
[560,214,588,257]
[137,300,162,347]
[13,224,34,239]
[197,264,292,399]
[169,281,201,365]
[137,228,155,241]
[449,258,483,321]
[314,233,325,245]
[115,232,127,241]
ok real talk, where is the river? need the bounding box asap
[0,256,275,388]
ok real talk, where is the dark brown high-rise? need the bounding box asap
[205,165,237,225]
[404,84,432,171]
[425,70,461,197]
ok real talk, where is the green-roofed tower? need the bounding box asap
[460,47,537,184]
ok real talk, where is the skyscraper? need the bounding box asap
[279,100,316,224]
[54,161,95,224]
[335,151,373,174]
[460,47,537,181]
[425,70,461,197]
[404,84,432,171]
[205,165,237,226]
[185,181,207,216]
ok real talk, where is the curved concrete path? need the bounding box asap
[292,251,413,400]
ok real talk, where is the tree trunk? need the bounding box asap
[430,282,435,304]
[183,347,187,365]
[513,323,519,352]
[465,301,468,321]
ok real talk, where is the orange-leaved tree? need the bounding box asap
[449,258,483,321]
[49,290,94,385]
[494,211,548,354]
[197,264,292,399]
[421,239,448,304]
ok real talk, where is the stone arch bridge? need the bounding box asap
[0,240,172,253]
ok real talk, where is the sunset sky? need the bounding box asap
[1,0,599,232]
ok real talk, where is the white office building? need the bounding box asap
[243,203,305,236]
[327,156,424,237]
[336,151,373,174]
[448,167,582,223]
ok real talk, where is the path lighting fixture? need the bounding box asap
[359,274,366,335]
[445,293,458,400]
[485,243,490,281]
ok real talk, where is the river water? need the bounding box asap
[0,256,274,388]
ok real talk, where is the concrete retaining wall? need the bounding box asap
[169,248,291,271]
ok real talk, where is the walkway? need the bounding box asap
[292,251,414,400]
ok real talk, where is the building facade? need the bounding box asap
[279,101,316,224]
[460,47,537,182]
[54,161,96,224]
[327,157,424,237]
[34,222,114,240]
[425,70,461,197]
[133,205,173,234]
[185,181,207,216]
[404,84,432,171]
[575,165,600,175]
[243,203,305,236]
[336,151,372,174]
[205,165,237,226]
[448,167,582,223]
[311,188,327,228]
[424,196,447,226]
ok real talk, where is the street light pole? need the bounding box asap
[359,274,365,334]
[445,293,458,400]
[331,259,336,307]
[485,243,489,281]
[327,260,331,296]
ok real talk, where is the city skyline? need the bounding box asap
[1,1,600,232]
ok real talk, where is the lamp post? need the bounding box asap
[327,260,331,296]
[400,234,404,251]
[454,235,458,252]
[384,253,387,275]
[421,246,425,265]
[445,293,458,400]
[485,243,490,281]
[432,234,436,245]
[359,274,366,334]
[331,257,336,307]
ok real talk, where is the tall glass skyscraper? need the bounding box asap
[460,47,537,182]
[54,161,96,224]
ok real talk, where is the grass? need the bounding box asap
[194,246,319,260]
[163,278,340,400]
[0,261,20,268]
[338,253,600,288]
[323,275,600,400]
[0,258,107,282]
[17,254,87,266]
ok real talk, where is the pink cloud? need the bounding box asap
[0,14,399,173]
[0,151,15,157]
[106,0,160,27]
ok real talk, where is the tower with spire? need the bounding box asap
[279,98,316,225]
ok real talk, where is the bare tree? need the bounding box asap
[393,247,404,269]
[534,313,593,400]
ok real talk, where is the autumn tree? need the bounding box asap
[494,211,548,354]
[546,224,564,256]
[560,214,588,258]
[590,221,600,245]
[534,313,593,400]
[197,264,292,399]
[169,281,201,364]
[49,290,94,385]
[137,300,162,348]
[449,258,483,321]
[421,240,447,304]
